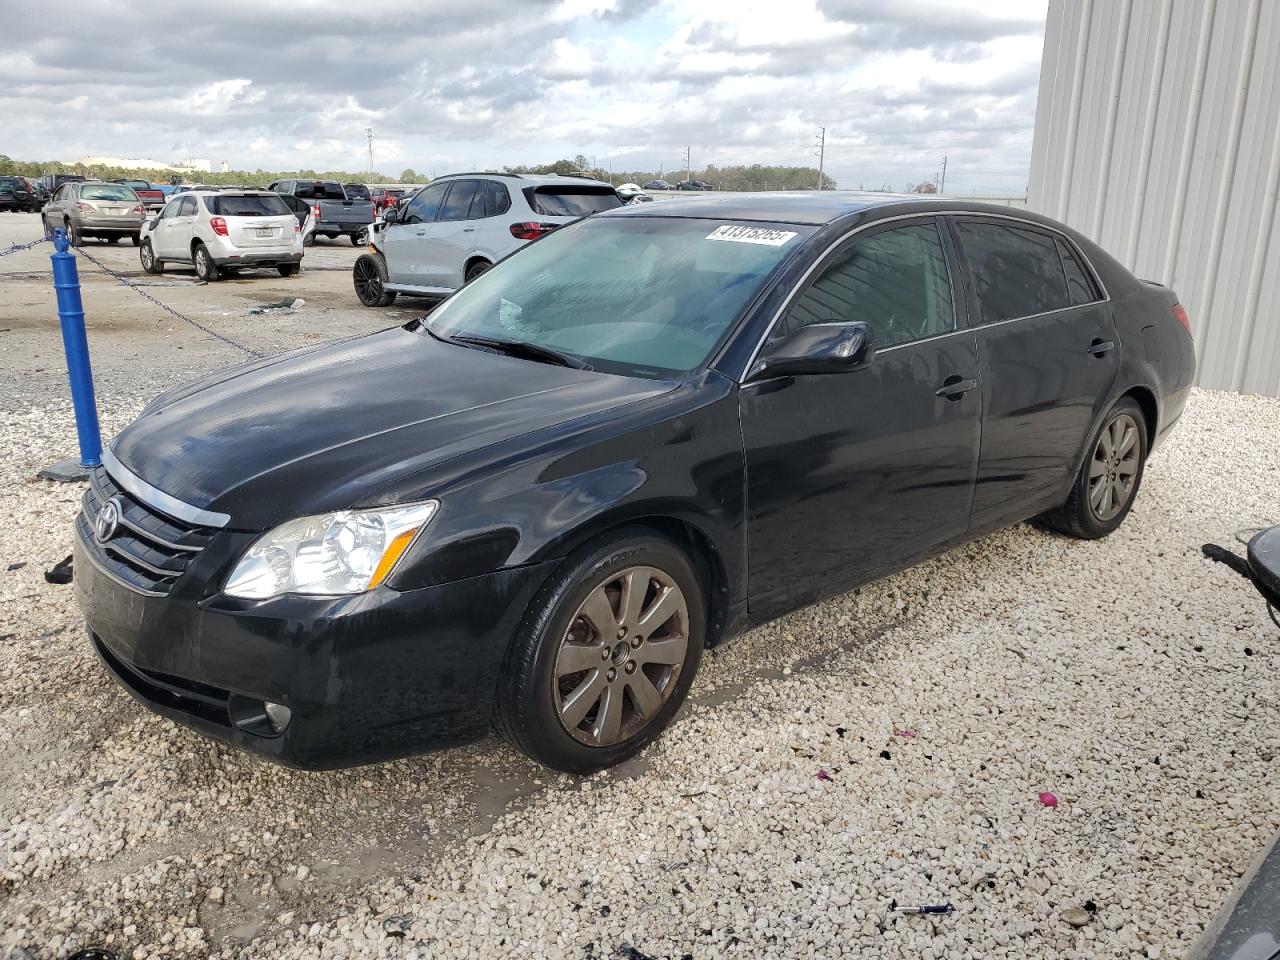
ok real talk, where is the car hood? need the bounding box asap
[111,326,674,530]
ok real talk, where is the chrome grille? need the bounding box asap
[78,468,215,595]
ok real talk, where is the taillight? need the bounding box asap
[294,219,301,234]
[1172,303,1191,335]
[312,204,321,219]
[132,204,143,215]
[210,216,228,236]
[75,202,92,213]
[509,222,558,240]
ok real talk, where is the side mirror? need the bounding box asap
[382,206,399,223]
[748,321,874,381]
[147,218,159,230]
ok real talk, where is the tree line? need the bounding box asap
[504,156,838,190]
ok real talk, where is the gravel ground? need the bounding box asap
[2,212,1280,959]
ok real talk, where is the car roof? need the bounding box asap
[431,171,613,188]
[602,191,1041,226]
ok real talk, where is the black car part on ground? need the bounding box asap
[1202,524,1280,626]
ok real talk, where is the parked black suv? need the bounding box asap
[0,176,36,212]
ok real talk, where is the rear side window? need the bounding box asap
[467,180,510,219]
[438,181,481,222]
[402,182,448,224]
[204,194,291,217]
[955,221,1072,324]
[344,184,371,200]
[177,197,197,216]
[1057,238,1101,305]
[782,221,955,349]
[525,186,622,217]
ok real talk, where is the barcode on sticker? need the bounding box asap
[705,225,797,246]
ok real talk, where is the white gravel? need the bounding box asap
[1,252,1279,959]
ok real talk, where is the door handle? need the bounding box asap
[1087,338,1115,357]
[462,227,476,232]
[415,230,426,236]
[935,375,977,400]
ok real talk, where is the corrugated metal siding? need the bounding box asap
[1029,0,1280,396]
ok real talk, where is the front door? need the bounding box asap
[740,218,981,617]
[949,217,1120,528]
[382,181,448,286]
[423,180,482,288]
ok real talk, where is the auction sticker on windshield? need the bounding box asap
[705,225,798,246]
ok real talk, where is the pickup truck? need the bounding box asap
[110,178,166,213]
[267,179,374,246]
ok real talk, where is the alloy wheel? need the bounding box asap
[553,565,690,747]
[1088,412,1140,521]
[354,256,383,305]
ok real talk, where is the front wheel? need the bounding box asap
[277,263,299,277]
[353,253,395,306]
[193,242,219,282]
[494,529,705,773]
[139,239,162,275]
[1039,397,1148,539]
[303,232,315,247]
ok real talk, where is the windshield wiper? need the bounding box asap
[448,334,592,370]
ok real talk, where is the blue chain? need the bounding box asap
[0,236,49,258]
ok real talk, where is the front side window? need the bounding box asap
[402,182,448,224]
[438,181,481,222]
[781,221,955,350]
[424,216,812,377]
[956,221,1073,324]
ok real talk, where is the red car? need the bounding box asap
[369,187,406,213]
[110,179,167,213]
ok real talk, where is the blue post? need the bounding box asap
[51,229,102,468]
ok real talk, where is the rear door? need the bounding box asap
[949,217,1119,528]
[382,181,448,285]
[422,179,482,287]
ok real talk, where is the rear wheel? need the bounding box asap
[277,263,299,277]
[193,242,219,282]
[464,261,491,284]
[64,220,80,246]
[495,529,705,773]
[353,253,395,306]
[1039,396,1147,539]
[139,239,162,275]
[131,235,141,247]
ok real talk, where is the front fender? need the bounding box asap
[384,373,747,605]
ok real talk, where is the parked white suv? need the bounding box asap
[139,190,304,281]
[352,173,621,306]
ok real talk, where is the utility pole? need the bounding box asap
[684,145,691,184]
[814,127,826,190]
[939,154,947,195]
[366,127,374,180]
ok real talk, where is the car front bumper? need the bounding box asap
[74,522,556,769]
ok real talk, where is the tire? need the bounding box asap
[464,261,491,284]
[494,528,705,773]
[193,242,219,282]
[139,239,162,275]
[1039,396,1148,540]
[350,233,362,247]
[277,263,299,277]
[65,221,80,246]
[131,235,141,247]
[302,230,315,247]
[352,252,396,306]
[42,215,54,240]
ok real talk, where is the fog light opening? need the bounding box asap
[264,701,292,734]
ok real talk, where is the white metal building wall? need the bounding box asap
[1029,0,1280,396]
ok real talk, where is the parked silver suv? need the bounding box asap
[353,173,621,306]
[138,190,303,281]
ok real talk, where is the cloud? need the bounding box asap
[2,0,1046,193]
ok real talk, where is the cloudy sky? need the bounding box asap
[3,0,1047,194]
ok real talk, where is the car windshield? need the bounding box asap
[204,194,291,217]
[81,185,138,202]
[423,216,811,378]
[344,184,370,200]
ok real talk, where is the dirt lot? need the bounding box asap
[1,210,1279,959]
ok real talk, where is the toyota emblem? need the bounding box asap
[95,497,123,544]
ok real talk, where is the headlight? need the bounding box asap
[223,501,438,600]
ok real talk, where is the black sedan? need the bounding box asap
[74,194,1196,772]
